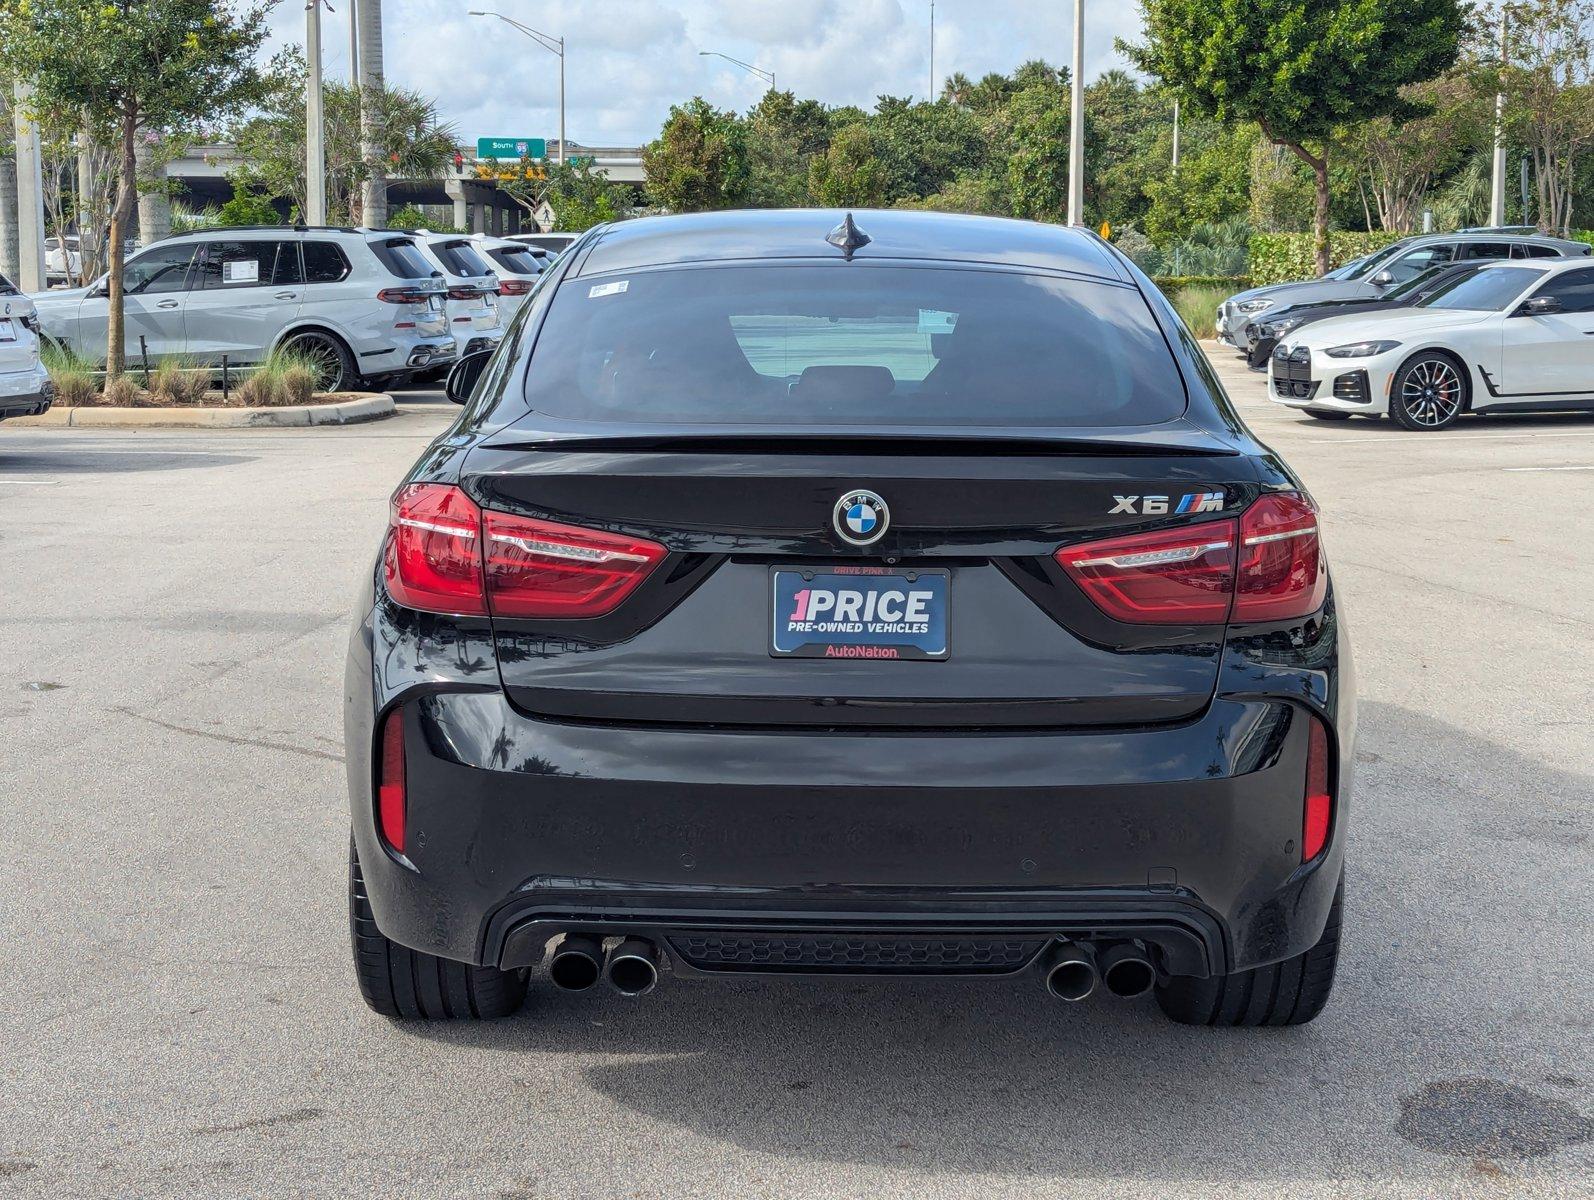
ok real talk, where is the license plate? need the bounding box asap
[0,319,14,341]
[770,567,949,660]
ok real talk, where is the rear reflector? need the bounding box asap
[1302,714,1331,861]
[377,708,406,854]
[1055,491,1326,625]
[382,483,667,619]
[483,511,667,618]
[1054,521,1237,624]
[384,484,487,616]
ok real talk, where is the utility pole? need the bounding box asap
[1066,0,1085,225]
[1171,96,1180,171]
[1489,4,1508,227]
[349,2,360,87]
[929,0,935,100]
[356,0,386,226]
[306,0,327,224]
[12,81,47,292]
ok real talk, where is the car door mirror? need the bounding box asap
[1520,295,1563,316]
[445,349,493,404]
[89,277,110,298]
[1370,270,1394,287]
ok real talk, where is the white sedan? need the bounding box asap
[1268,257,1594,430]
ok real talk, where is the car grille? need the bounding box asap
[667,932,1049,974]
[1272,345,1320,399]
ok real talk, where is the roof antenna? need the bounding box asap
[826,212,871,260]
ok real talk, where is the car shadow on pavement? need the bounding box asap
[393,699,1592,1185]
[0,447,254,474]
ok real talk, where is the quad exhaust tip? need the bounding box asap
[1043,941,1098,1002]
[1099,943,1157,999]
[605,937,660,997]
[548,933,604,991]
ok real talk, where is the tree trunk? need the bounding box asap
[356,0,387,227]
[1279,137,1332,276]
[105,104,137,378]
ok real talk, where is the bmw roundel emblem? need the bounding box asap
[833,488,890,547]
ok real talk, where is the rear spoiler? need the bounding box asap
[485,429,1243,458]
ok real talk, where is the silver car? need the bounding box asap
[30,227,457,391]
[0,275,52,422]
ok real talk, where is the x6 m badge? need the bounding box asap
[1109,491,1225,516]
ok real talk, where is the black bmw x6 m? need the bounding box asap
[346,209,1353,1026]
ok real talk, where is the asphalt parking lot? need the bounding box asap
[2,362,1591,1199]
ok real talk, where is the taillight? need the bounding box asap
[1055,491,1325,625]
[1302,714,1331,861]
[483,512,667,618]
[382,483,667,619]
[1234,492,1326,621]
[376,286,427,304]
[383,483,486,615]
[377,707,407,854]
[1054,521,1237,624]
[498,278,533,295]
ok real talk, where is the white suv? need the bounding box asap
[469,235,547,322]
[30,226,457,391]
[0,275,52,423]
[409,233,505,368]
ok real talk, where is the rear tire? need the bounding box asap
[1305,410,1352,421]
[348,836,527,1019]
[1155,879,1342,1026]
[280,330,357,393]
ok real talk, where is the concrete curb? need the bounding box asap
[11,393,395,429]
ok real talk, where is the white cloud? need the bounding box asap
[262,0,1143,146]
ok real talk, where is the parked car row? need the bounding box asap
[1215,228,1594,431]
[25,224,560,394]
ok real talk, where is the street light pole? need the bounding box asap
[305,0,327,224]
[1171,96,1180,171]
[1066,0,1085,225]
[929,0,935,101]
[470,12,566,164]
[698,50,774,94]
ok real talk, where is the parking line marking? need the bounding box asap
[1503,465,1594,472]
[1299,429,1594,445]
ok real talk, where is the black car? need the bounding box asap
[1246,260,1502,368]
[345,210,1352,1026]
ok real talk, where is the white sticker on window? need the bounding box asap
[222,259,260,284]
[918,308,957,334]
[588,280,628,299]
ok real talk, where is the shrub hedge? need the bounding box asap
[1247,232,1404,286]
[1150,274,1252,293]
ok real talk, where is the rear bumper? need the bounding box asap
[0,373,53,421]
[346,590,1354,981]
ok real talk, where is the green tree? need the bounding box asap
[1143,122,1258,242]
[1002,84,1074,221]
[808,123,887,207]
[1500,0,1594,234]
[745,90,832,207]
[642,97,749,212]
[1126,0,1465,273]
[216,182,280,226]
[231,52,456,226]
[0,0,268,375]
[868,94,988,204]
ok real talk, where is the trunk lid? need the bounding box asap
[464,423,1258,730]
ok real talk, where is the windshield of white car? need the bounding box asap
[1419,266,1545,311]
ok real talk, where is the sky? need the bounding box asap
[264,0,1144,148]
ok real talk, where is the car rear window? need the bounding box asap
[488,246,543,275]
[430,240,494,278]
[0,272,16,296]
[524,265,1186,427]
[369,237,436,280]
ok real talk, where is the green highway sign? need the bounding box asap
[476,137,547,161]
